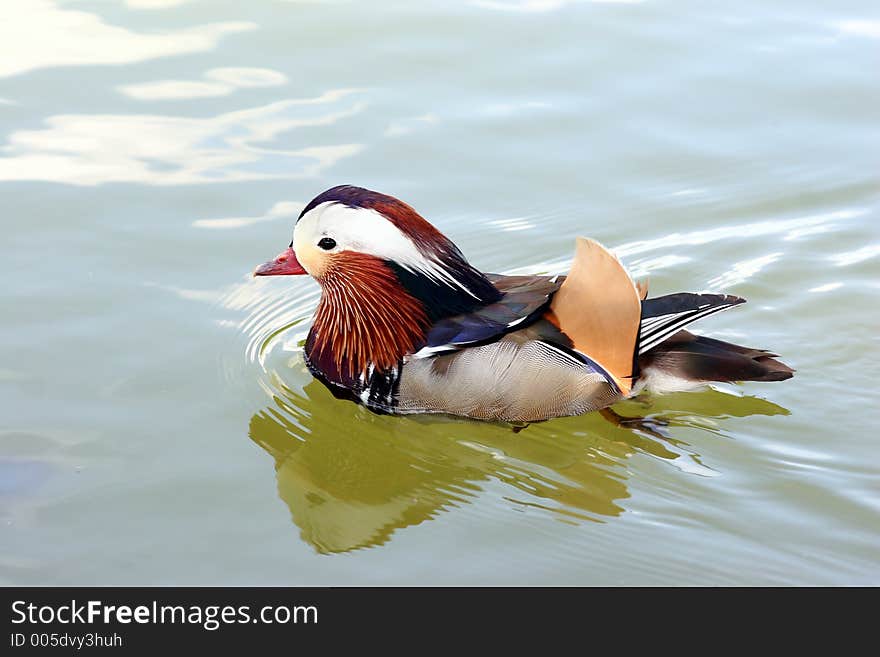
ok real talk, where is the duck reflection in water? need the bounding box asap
[248,364,789,555]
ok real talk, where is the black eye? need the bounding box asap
[317,237,336,250]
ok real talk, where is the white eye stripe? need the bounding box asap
[294,201,478,297]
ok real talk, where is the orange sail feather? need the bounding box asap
[548,238,641,395]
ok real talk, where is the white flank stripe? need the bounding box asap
[640,309,701,340]
[541,342,589,368]
[411,344,459,359]
[638,304,736,354]
[640,313,677,328]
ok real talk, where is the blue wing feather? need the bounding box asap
[422,274,561,349]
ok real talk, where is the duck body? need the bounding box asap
[309,275,622,421]
[255,185,793,422]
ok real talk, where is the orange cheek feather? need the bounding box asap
[310,252,430,376]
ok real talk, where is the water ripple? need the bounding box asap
[830,243,880,267]
[505,208,865,278]
[707,252,783,289]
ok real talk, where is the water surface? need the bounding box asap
[1,0,878,585]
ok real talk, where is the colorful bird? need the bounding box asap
[255,185,793,422]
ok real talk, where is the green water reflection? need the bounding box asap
[249,374,789,554]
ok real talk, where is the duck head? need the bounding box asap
[254,185,501,378]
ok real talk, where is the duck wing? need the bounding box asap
[415,273,562,356]
[415,242,749,392]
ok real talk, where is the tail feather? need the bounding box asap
[639,293,746,355]
[639,330,794,385]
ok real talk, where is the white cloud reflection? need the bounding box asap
[125,0,193,8]
[119,80,234,101]
[119,68,288,101]
[204,68,288,88]
[383,113,438,137]
[472,0,639,12]
[0,0,255,79]
[472,0,571,11]
[836,20,880,38]
[193,201,305,229]
[0,89,366,185]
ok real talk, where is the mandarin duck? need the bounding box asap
[254,185,793,422]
